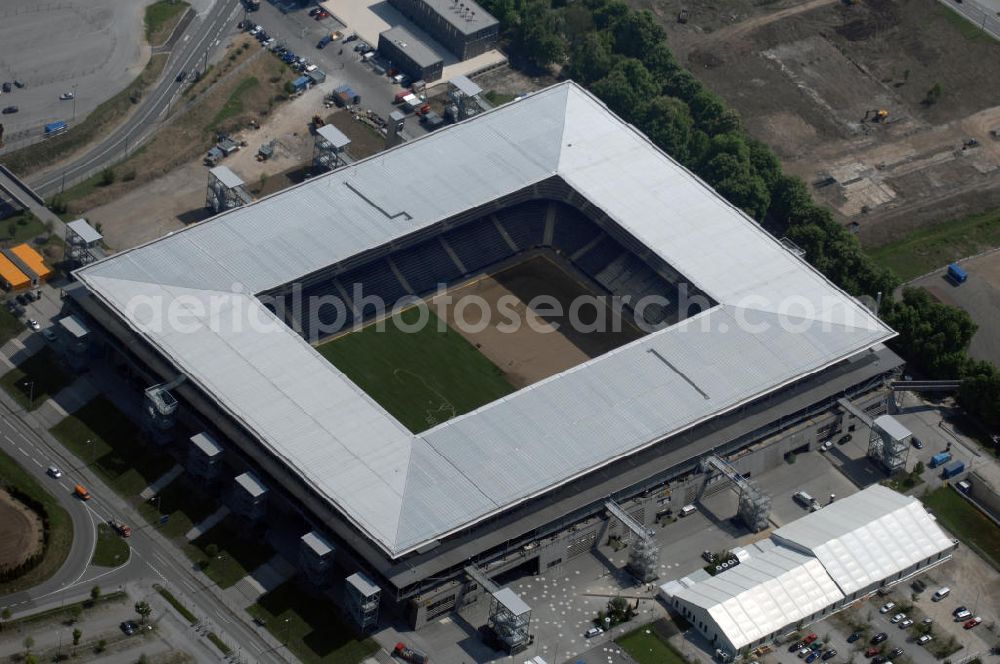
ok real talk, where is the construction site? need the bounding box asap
[634,0,1000,246]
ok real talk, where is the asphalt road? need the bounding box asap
[27,0,246,198]
[936,0,1000,40]
[0,407,98,608]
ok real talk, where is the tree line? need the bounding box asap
[478,0,1000,434]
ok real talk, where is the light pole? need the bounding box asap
[72,84,78,123]
[21,379,33,408]
[87,438,94,463]
[282,617,290,646]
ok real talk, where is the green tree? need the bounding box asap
[924,83,943,105]
[135,600,152,624]
[96,639,107,653]
[639,96,693,162]
[23,635,34,654]
[72,628,82,646]
[24,655,37,664]
[591,58,657,121]
[69,604,83,623]
[205,543,220,558]
[99,167,116,186]
[611,10,665,59]
[883,288,977,377]
[566,32,615,85]
[90,585,101,603]
[0,607,11,630]
[516,5,566,67]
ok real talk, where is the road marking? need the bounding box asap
[31,458,41,467]
[17,446,28,456]
[184,34,191,42]
[217,612,231,623]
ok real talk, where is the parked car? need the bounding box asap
[912,438,924,449]
[865,647,880,658]
[584,627,603,638]
[343,33,358,43]
[871,632,888,644]
[790,641,806,652]
[964,617,982,629]
[26,318,40,331]
[872,656,887,664]
[13,79,25,88]
[47,466,62,478]
[803,634,818,645]
[890,613,906,624]
[953,606,968,616]
[41,328,56,342]
[59,91,74,100]
[806,652,820,663]
[847,632,862,643]
[889,648,904,658]
[879,602,895,614]
[955,609,972,620]
[1,82,10,93]
[822,650,837,660]
[798,647,812,658]
[1,106,16,114]
[120,621,138,636]
[899,619,914,628]
[917,635,933,645]
[837,434,852,444]
[176,70,188,82]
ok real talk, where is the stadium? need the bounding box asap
[70,82,903,635]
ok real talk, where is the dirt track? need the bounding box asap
[0,488,43,570]
[431,255,643,388]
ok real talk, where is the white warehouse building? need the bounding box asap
[660,485,956,657]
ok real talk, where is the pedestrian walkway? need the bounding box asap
[185,505,230,541]
[139,464,184,500]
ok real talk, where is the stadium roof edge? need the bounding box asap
[75,81,894,557]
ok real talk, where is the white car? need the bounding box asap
[26,318,40,331]
[917,635,933,645]
[879,602,895,614]
[890,612,906,624]
[954,609,972,620]
[584,627,603,638]
[46,466,62,479]
[59,91,74,100]
[819,440,833,452]
[899,618,914,628]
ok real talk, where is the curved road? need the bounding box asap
[27,0,243,198]
[0,406,98,608]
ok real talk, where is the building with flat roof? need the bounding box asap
[388,0,498,60]
[70,82,901,629]
[661,486,956,657]
[378,25,444,82]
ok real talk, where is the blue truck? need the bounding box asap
[942,460,965,479]
[929,451,952,468]
[947,263,968,284]
[44,120,67,136]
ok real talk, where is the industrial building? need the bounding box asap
[0,243,53,290]
[69,82,901,633]
[660,485,956,658]
[378,25,444,82]
[388,0,498,60]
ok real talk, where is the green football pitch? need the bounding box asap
[317,307,515,432]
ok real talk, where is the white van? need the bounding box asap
[679,504,697,517]
[793,491,815,508]
[932,587,950,601]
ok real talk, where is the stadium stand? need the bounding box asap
[267,197,701,338]
[393,238,464,295]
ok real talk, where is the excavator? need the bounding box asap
[864,109,889,123]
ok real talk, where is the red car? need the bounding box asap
[963,617,982,629]
[865,647,881,658]
[803,634,818,645]
[314,10,329,19]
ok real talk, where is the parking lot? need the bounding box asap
[0,0,149,153]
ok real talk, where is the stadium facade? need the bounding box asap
[70,82,903,629]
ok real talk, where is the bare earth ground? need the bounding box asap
[911,248,1000,367]
[633,0,1000,246]
[430,254,643,388]
[0,488,43,569]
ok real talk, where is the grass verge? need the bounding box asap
[184,518,272,589]
[4,591,127,628]
[211,76,260,130]
[617,626,688,664]
[934,4,992,41]
[247,582,378,664]
[0,448,73,595]
[155,584,197,624]
[1,54,168,178]
[922,486,1000,570]
[208,632,232,655]
[317,307,515,432]
[2,210,47,244]
[49,396,173,496]
[146,0,191,44]
[0,347,74,410]
[866,209,1000,282]
[0,306,22,347]
[91,523,131,567]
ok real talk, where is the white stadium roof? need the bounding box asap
[665,486,954,652]
[773,484,954,595]
[669,540,844,651]
[75,82,894,557]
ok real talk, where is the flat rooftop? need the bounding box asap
[75,82,894,559]
[379,25,444,68]
[407,0,498,36]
